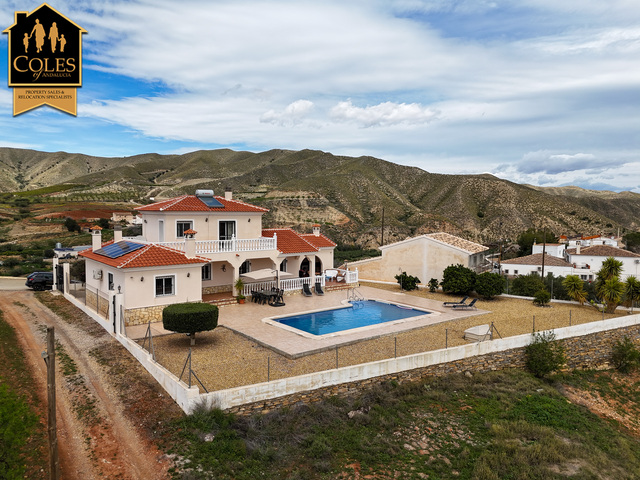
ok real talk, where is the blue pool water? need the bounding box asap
[276,300,429,335]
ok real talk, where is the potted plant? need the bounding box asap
[235,277,246,304]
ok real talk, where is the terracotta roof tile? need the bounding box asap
[426,232,488,254]
[80,242,207,268]
[567,245,640,258]
[137,195,268,213]
[502,253,572,267]
[300,233,337,248]
[262,228,318,254]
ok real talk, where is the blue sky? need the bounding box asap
[2,0,639,192]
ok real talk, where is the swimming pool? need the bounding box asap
[273,300,430,336]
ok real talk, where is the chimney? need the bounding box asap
[576,244,581,255]
[313,224,321,236]
[114,224,123,243]
[184,229,197,259]
[224,187,232,201]
[91,226,102,251]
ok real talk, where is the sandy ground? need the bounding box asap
[1,291,177,479]
[147,283,625,393]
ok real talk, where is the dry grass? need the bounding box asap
[148,283,626,393]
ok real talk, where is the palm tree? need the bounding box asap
[596,257,623,283]
[563,274,587,305]
[599,277,625,314]
[595,257,625,313]
[624,276,640,312]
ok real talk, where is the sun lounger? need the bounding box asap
[314,282,325,295]
[452,298,478,310]
[443,296,468,307]
[302,283,313,297]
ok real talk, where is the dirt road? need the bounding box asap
[0,290,181,479]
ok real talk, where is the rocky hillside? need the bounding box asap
[1,147,638,247]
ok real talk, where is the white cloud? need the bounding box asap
[330,100,439,127]
[260,100,314,127]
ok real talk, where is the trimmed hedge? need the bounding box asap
[162,302,219,338]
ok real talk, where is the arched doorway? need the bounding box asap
[300,258,310,277]
[314,257,323,276]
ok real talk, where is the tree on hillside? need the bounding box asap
[64,217,81,233]
[623,231,640,254]
[475,272,504,299]
[563,275,587,305]
[516,228,558,257]
[441,264,476,295]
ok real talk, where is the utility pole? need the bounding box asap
[381,207,385,247]
[42,327,59,480]
[498,221,503,274]
[541,227,547,279]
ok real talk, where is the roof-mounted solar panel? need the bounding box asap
[196,190,224,208]
[95,240,145,259]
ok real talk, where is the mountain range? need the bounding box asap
[1,147,639,247]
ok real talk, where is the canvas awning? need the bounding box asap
[240,268,295,282]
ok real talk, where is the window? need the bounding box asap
[219,220,236,241]
[202,263,211,281]
[514,270,519,275]
[504,269,509,274]
[176,220,193,238]
[108,272,114,291]
[155,275,175,296]
[280,259,288,272]
[239,260,251,274]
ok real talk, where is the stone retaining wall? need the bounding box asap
[202,285,233,295]
[125,305,166,326]
[225,323,640,416]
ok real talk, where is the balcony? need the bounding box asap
[153,236,278,255]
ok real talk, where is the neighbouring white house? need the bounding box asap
[79,190,341,326]
[349,232,489,284]
[502,243,640,282]
[559,234,620,248]
[501,253,574,278]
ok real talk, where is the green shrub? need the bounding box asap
[394,272,420,291]
[525,331,565,378]
[475,272,505,299]
[162,302,219,345]
[611,336,640,373]
[441,264,476,295]
[511,273,545,297]
[533,289,551,306]
[0,384,38,480]
[427,278,439,293]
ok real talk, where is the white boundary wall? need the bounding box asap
[63,288,640,415]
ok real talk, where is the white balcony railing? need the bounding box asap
[155,235,277,255]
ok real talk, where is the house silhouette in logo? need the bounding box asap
[4,3,87,87]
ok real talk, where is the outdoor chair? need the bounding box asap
[302,283,313,297]
[314,282,325,295]
[443,296,468,307]
[452,298,478,310]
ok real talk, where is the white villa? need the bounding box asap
[79,189,341,326]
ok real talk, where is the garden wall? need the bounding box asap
[216,316,640,416]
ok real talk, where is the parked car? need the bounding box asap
[25,272,54,291]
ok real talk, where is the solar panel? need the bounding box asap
[197,194,224,208]
[95,241,145,259]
